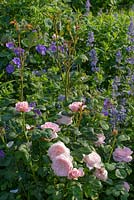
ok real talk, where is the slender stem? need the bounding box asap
[108,134,117,163]
[77,107,83,128]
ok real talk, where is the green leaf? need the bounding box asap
[100,121,109,130]
[118,135,130,142]
[115,169,127,179]
[105,163,116,171]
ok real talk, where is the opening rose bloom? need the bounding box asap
[56,115,73,125]
[95,134,105,146]
[15,101,31,112]
[113,147,133,162]
[68,168,84,180]
[48,141,71,161]
[41,122,60,133]
[51,154,73,176]
[94,167,108,181]
[83,151,102,170]
[69,102,86,112]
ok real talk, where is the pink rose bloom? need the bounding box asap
[48,141,71,161]
[95,134,105,146]
[94,167,108,181]
[68,168,84,180]
[52,154,73,176]
[123,182,130,192]
[113,147,133,162]
[15,101,31,112]
[41,122,61,133]
[56,115,73,125]
[83,152,102,170]
[69,102,86,112]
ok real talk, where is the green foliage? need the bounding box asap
[0,0,134,200]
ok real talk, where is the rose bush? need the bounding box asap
[0,1,134,199]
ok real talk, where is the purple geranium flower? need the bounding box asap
[0,150,5,158]
[12,57,21,68]
[48,42,57,52]
[14,47,25,56]
[6,42,14,49]
[6,64,14,74]
[36,44,47,55]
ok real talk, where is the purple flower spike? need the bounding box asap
[126,58,134,65]
[6,42,14,49]
[89,49,98,69]
[85,0,91,13]
[0,150,5,158]
[36,45,47,55]
[87,32,94,46]
[12,57,21,68]
[6,64,14,74]
[116,50,122,63]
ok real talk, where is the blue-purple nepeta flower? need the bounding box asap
[14,47,25,56]
[36,44,47,55]
[104,98,112,109]
[102,109,109,116]
[89,49,98,68]
[85,0,91,13]
[6,64,14,74]
[32,70,42,76]
[87,32,94,47]
[34,109,42,116]
[58,95,65,101]
[131,74,134,82]
[0,150,5,158]
[128,18,134,36]
[126,58,134,65]
[126,46,134,52]
[29,102,36,108]
[116,50,122,63]
[6,42,14,49]
[12,57,21,68]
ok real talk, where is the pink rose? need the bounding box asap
[41,122,61,133]
[94,167,108,181]
[123,182,130,192]
[56,115,73,125]
[83,151,102,169]
[51,154,73,176]
[48,141,71,161]
[95,134,105,146]
[15,101,31,112]
[113,147,133,162]
[68,168,84,180]
[69,102,86,112]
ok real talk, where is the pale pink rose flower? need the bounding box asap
[51,154,73,176]
[56,115,73,125]
[69,102,86,112]
[41,122,61,133]
[48,141,71,161]
[95,134,105,146]
[68,168,84,180]
[15,101,31,112]
[94,167,108,181]
[113,147,133,162]
[123,182,130,192]
[83,152,102,169]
